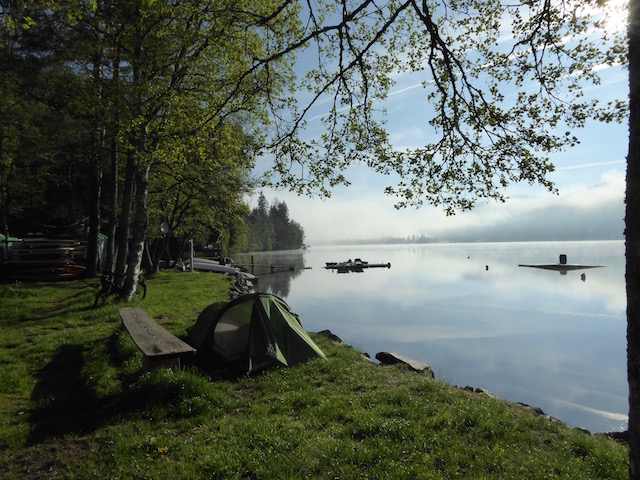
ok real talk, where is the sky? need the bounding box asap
[249,2,629,245]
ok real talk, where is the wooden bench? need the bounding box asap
[118,307,196,371]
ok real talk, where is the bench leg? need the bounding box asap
[142,356,183,372]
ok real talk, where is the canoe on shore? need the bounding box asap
[184,257,257,283]
[186,257,240,274]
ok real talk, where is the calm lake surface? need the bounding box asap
[234,241,627,433]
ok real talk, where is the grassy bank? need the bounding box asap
[0,271,629,479]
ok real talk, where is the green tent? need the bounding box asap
[188,293,326,374]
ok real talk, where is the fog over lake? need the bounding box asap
[234,240,627,434]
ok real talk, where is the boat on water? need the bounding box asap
[325,258,390,273]
[519,254,606,275]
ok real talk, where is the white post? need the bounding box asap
[190,239,194,272]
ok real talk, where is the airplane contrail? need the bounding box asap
[556,160,625,171]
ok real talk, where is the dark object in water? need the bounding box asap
[325,258,391,273]
[519,254,606,275]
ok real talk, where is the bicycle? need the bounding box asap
[93,270,147,307]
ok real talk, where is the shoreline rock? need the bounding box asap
[375,351,435,378]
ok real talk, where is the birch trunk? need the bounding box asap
[121,165,149,301]
[104,49,120,273]
[86,145,102,276]
[114,152,135,283]
[86,50,104,277]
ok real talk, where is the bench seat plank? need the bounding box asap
[119,307,196,370]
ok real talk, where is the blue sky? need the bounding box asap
[251,3,628,244]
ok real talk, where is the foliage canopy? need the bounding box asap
[257,0,627,212]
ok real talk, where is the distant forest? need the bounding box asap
[243,194,305,252]
[332,235,435,246]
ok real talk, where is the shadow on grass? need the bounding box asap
[27,334,147,445]
[27,306,242,444]
[14,282,97,323]
[28,344,112,444]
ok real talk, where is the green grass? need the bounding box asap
[0,271,629,479]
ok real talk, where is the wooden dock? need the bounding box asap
[325,259,391,273]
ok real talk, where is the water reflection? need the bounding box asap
[235,241,627,433]
[233,251,307,298]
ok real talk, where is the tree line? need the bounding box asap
[244,194,305,252]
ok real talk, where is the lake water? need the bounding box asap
[233,241,628,434]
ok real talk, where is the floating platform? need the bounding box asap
[519,254,606,275]
[325,258,391,274]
